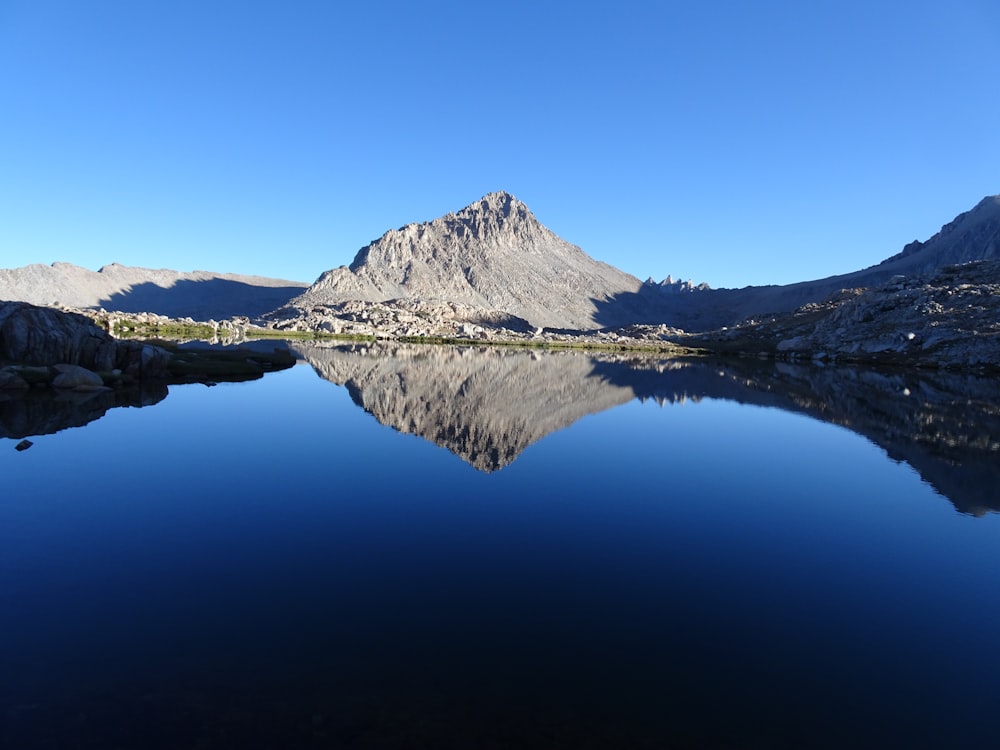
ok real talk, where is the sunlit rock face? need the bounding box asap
[292,342,637,471]
[283,192,646,331]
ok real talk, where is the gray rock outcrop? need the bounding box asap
[280,191,645,331]
[0,301,170,377]
[51,364,107,390]
[703,260,1000,370]
[269,298,534,340]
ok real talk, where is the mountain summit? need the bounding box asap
[286,191,643,330]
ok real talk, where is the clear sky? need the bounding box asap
[1,1,997,289]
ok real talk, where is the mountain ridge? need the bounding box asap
[1,191,998,334]
[878,194,1000,270]
[0,262,308,320]
[645,192,1000,329]
[284,190,1000,333]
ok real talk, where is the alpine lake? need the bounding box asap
[2,341,999,749]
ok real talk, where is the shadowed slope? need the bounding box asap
[616,193,1000,330]
[0,262,307,320]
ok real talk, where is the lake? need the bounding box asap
[2,342,999,749]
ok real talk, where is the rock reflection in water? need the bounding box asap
[295,342,1000,515]
[592,356,1000,516]
[0,382,168,440]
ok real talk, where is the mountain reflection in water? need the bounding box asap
[293,342,1000,515]
[4,342,1000,749]
[3,342,998,515]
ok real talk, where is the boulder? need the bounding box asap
[0,368,30,389]
[52,364,106,390]
[0,301,170,378]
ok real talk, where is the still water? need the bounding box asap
[2,343,999,749]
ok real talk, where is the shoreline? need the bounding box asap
[100,312,999,375]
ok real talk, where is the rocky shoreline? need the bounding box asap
[0,301,295,393]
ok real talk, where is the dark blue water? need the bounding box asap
[2,346,999,748]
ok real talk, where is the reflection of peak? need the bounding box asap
[296,343,1000,514]
[291,343,634,471]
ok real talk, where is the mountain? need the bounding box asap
[0,262,308,320]
[671,193,1000,329]
[283,191,1000,334]
[4,192,996,335]
[284,191,645,330]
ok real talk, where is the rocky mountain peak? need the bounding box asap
[464,190,524,218]
[457,190,540,229]
[289,192,644,330]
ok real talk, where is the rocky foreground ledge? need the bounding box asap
[0,301,294,391]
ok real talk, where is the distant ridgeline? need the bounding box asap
[0,263,307,320]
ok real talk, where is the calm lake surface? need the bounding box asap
[2,343,999,749]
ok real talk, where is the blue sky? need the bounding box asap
[1,1,997,288]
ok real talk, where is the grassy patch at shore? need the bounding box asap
[113,321,220,339]
[245,328,376,342]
